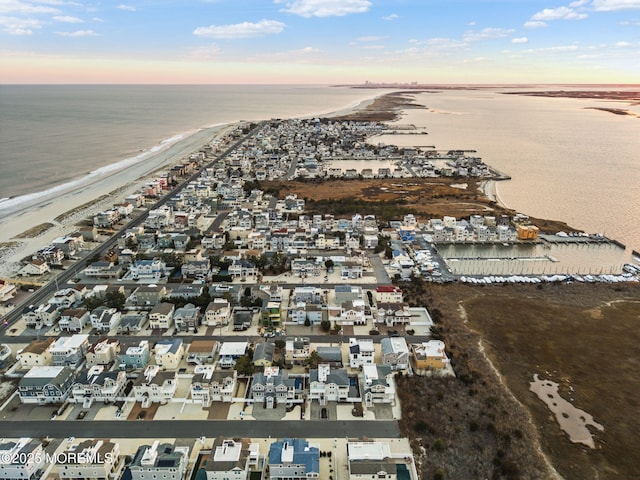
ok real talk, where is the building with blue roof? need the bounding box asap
[267,438,319,479]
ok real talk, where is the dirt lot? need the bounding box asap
[400,280,640,480]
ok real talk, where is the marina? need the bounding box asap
[436,238,628,276]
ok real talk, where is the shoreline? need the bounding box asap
[0,92,385,277]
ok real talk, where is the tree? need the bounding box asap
[324,259,334,272]
[304,317,311,327]
[274,339,286,351]
[104,291,126,310]
[333,322,342,334]
[305,350,323,368]
[320,319,331,332]
[234,355,254,376]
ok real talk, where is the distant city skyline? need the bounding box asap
[1,0,639,84]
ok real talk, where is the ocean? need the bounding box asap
[0,84,384,208]
[1,84,639,252]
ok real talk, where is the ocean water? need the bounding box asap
[1,85,639,253]
[0,84,385,207]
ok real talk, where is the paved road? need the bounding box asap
[0,420,400,439]
[0,123,265,333]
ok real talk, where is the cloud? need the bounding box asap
[382,13,398,21]
[512,37,529,44]
[117,4,136,12]
[524,20,548,28]
[55,29,98,36]
[275,0,371,18]
[0,1,59,14]
[356,35,386,42]
[0,14,43,34]
[592,0,640,10]
[531,6,587,21]
[463,27,514,42]
[53,15,82,23]
[615,40,632,46]
[193,19,285,39]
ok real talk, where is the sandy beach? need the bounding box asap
[0,93,387,278]
[0,123,237,277]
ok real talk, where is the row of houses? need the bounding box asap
[0,436,417,480]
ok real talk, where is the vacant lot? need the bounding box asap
[433,281,640,480]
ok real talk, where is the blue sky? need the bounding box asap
[1,0,639,83]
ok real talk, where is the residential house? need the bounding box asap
[362,365,395,407]
[187,340,219,365]
[174,303,201,332]
[288,303,323,325]
[315,346,343,367]
[133,285,167,307]
[148,302,175,330]
[0,438,46,480]
[411,341,450,374]
[57,439,123,480]
[85,338,120,368]
[308,364,350,405]
[181,259,211,279]
[18,365,75,404]
[251,366,297,408]
[132,365,178,406]
[17,338,54,369]
[70,366,127,406]
[201,438,260,480]
[205,299,231,327]
[167,285,204,300]
[252,342,275,368]
[18,258,50,277]
[261,302,282,327]
[347,441,413,480]
[375,286,403,304]
[375,302,411,327]
[380,337,410,371]
[293,286,322,304]
[129,258,167,281]
[348,338,375,368]
[154,339,185,370]
[285,337,310,366]
[47,288,82,309]
[118,340,151,370]
[267,438,320,480]
[190,366,236,405]
[117,312,148,334]
[340,261,363,279]
[232,308,253,331]
[330,300,366,326]
[58,308,90,333]
[129,441,189,480]
[49,334,89,368]
[228,259,258,279]
[22,303,60,329]
[218,342,248,369]
[334,285,363,305]
[90,306,121,333]
[291,258,321,277]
